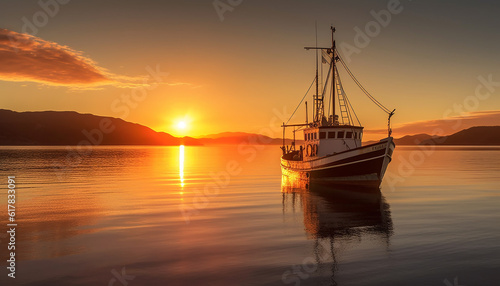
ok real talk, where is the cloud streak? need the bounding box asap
[0,29,145,88]
[366,110,500,136]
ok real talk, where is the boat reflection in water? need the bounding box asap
[281,175,393,285]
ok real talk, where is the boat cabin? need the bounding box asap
[302,125,363,159]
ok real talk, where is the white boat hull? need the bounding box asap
[281,137,395,188]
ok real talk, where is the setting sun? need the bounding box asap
[170,116,193,136]
[177,121,187,130]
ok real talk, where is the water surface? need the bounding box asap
[0,145,499,285]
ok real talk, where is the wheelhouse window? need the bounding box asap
[346,131,353,138]
[314,133,317,140]
[304,134,307,141]
[319,132,326,139]
[354,132,358,139]
[328,131,336,139]
[337,131,344,139]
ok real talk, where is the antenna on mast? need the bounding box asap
[305,24,331,125]
[331,26,336,121]
[315,22,319,123]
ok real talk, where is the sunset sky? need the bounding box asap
[1,0,499,139]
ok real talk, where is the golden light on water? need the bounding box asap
[179,145,185,191]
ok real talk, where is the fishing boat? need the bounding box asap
[280,26,396,188]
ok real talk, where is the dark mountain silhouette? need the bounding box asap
[1,110,498,146]
[393,134,440,145]
[198,132,299,145]
[364,126,500,146]
[201,132,256,139]
[0,110,288,146]
[419,126,500,145]
[0,109,200,145]
[363,134,436,146]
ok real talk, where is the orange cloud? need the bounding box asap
[366,110,500,137]
[0,29,143,88]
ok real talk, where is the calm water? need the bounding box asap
[0,145,499,286]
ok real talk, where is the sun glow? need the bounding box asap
[177,121,187,130]
[171,116,192,136]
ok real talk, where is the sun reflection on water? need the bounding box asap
[179,145,185,192]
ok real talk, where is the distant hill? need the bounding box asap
[200,126,500,146]
[0,109,200,145]
[2,110,497,146]
[198,132,299,145]
[0,110,289,146]
[363,127,500,146]
[201,132,257,139]
[419,126,500,145]
[363,134,436,146]
[394,134,439,145]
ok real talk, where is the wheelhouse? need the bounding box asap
[303,125,363,159]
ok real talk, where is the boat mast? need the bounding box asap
[331,26,336,122]
[305,101,308,124]
[315,23,319,123]
[305,26,337,126]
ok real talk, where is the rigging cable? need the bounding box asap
[335,66,361,126]
[336,48,396,136]
[286,76,316,125]
[336,50,392,114]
